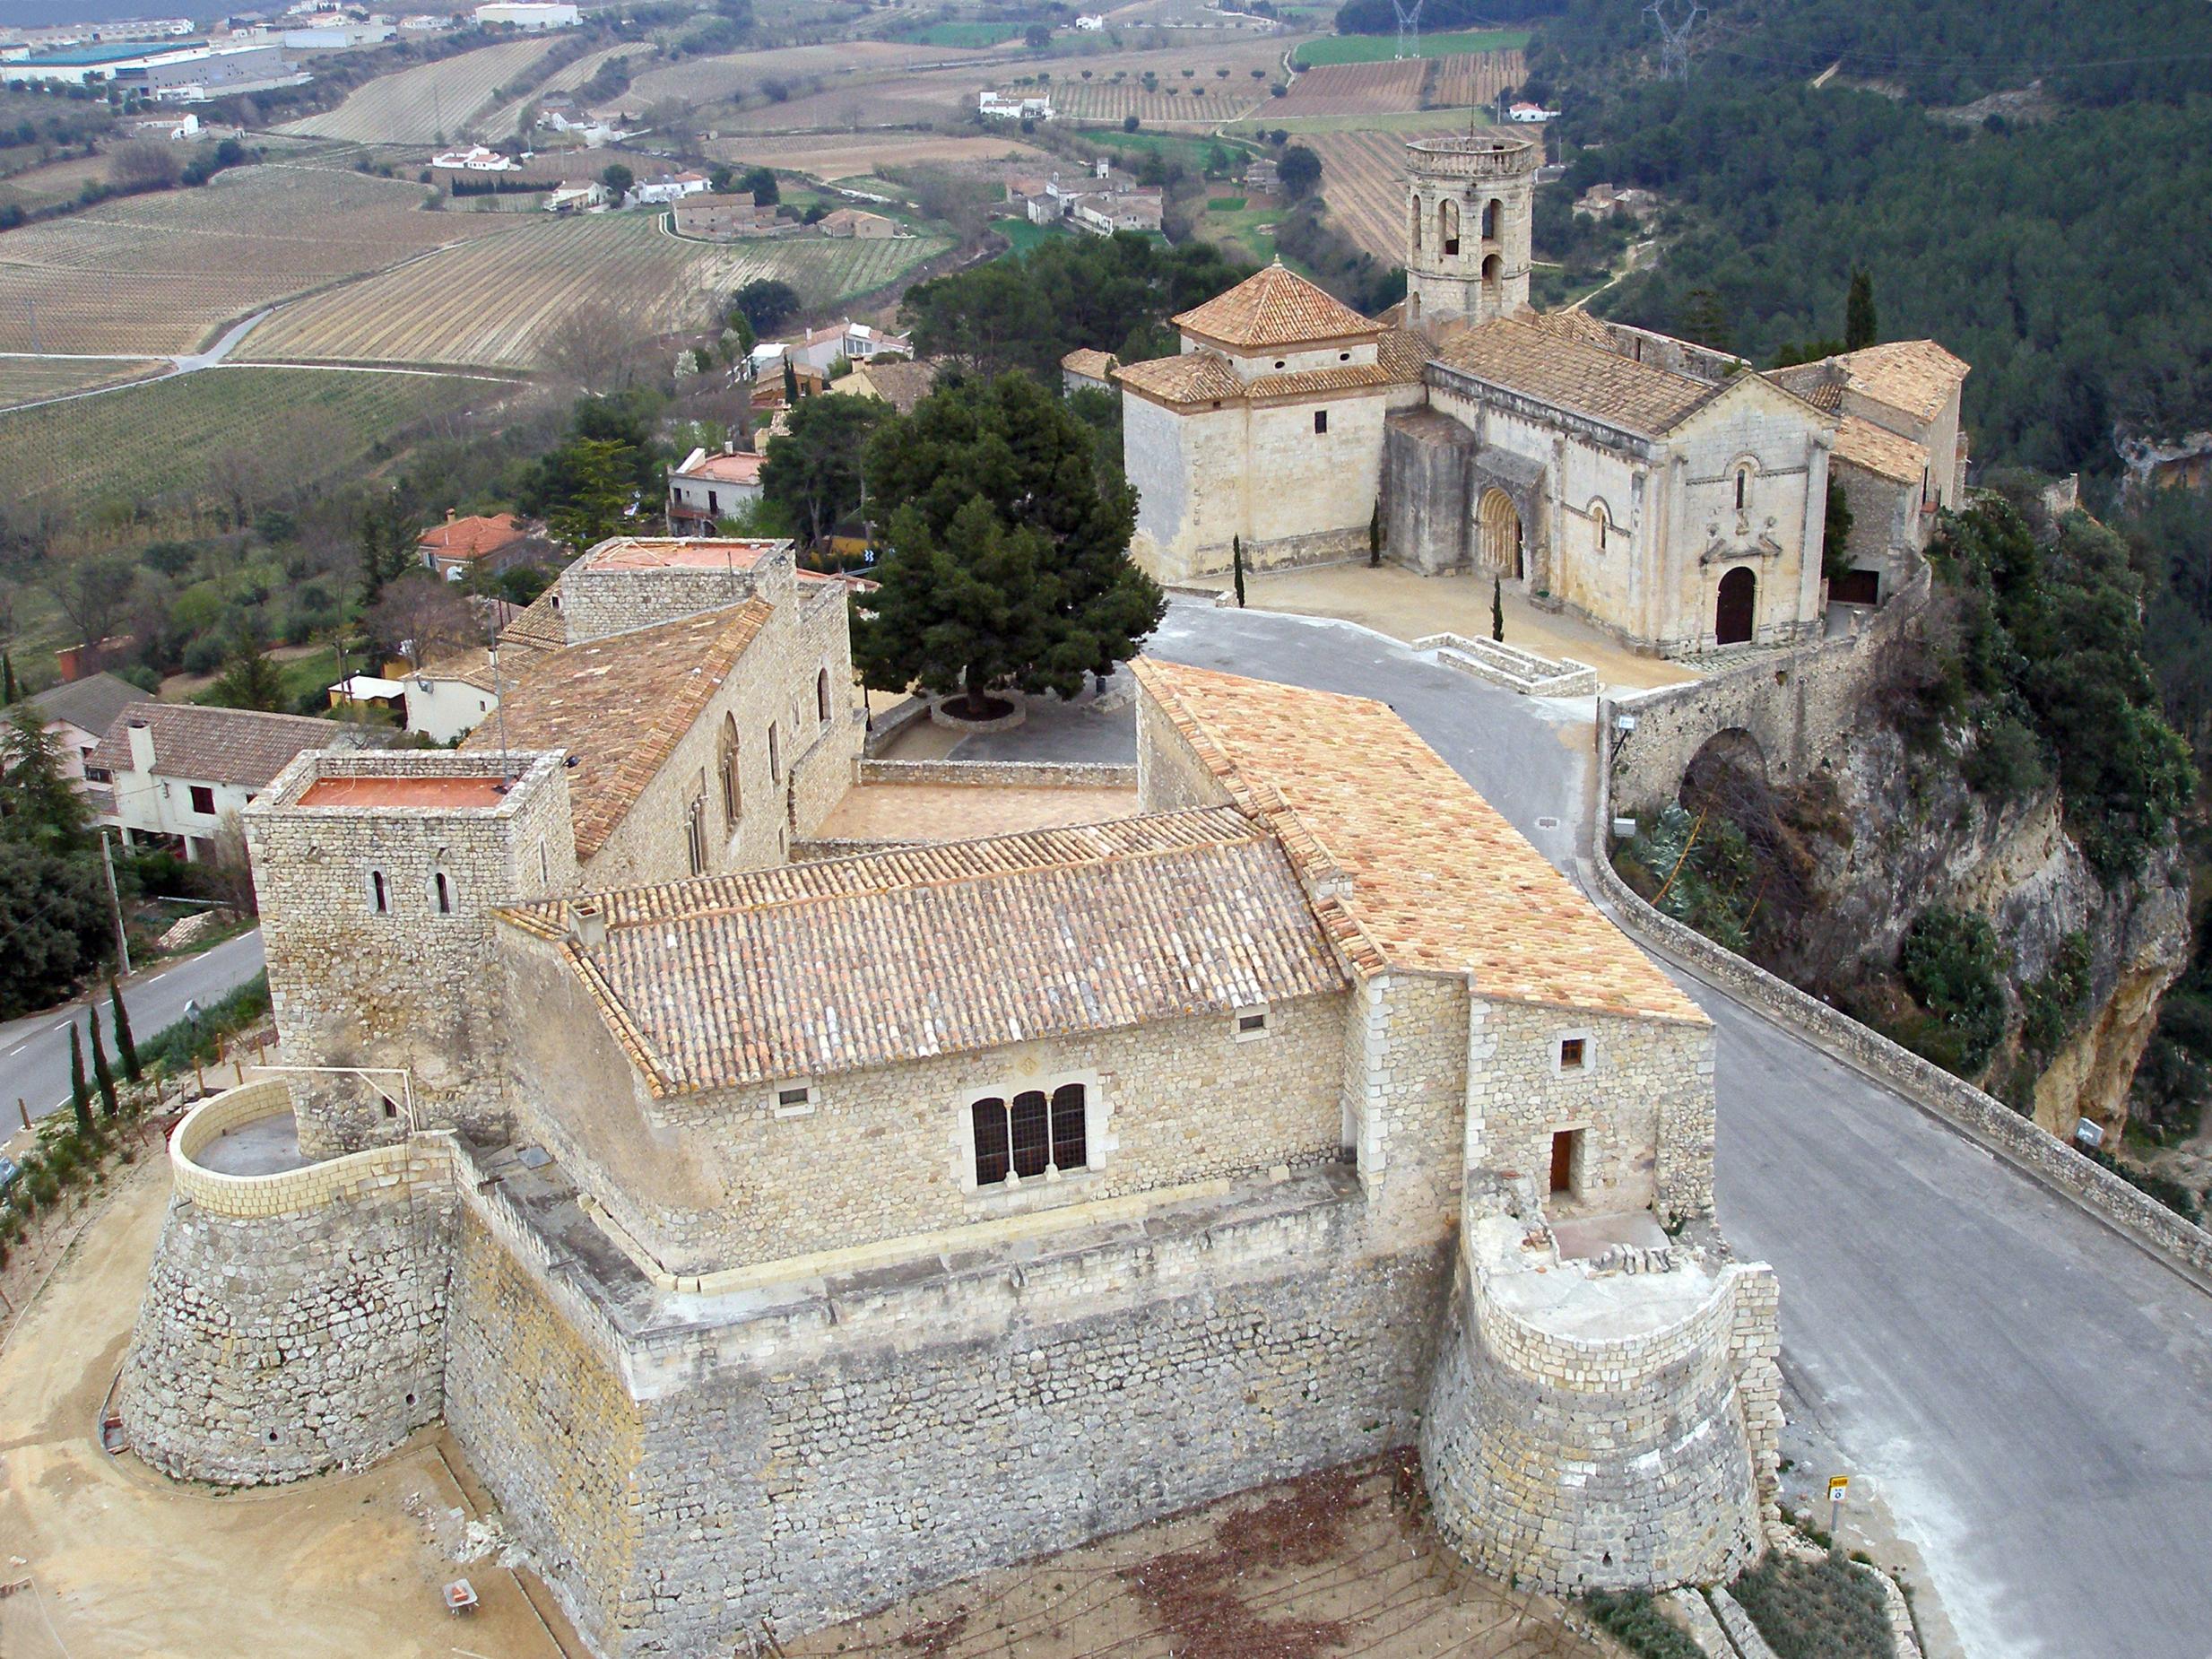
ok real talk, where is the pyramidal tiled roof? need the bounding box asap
[1173,261,1377,349]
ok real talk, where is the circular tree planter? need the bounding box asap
[928,692,1026,733]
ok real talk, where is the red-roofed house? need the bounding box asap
[418,511,547,581]
[668,447,767,528]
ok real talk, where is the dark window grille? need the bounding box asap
[1051,1082,1087,1170]
[1011,1090,1051,1178]
[972,1097,1010,1186]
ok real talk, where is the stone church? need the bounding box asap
[1120,133,1970,656]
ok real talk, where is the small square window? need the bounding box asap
[773,1083,814,1116]
[188,784,215,815]
[1238,1013,1267,1033]
[1233,1005,1271,1042]
[1560,1037,1587,1071]
[1313,410,1328,435]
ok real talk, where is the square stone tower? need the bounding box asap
[243,749,578,1156]
[1403,134,1539,326]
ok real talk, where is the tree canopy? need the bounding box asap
[759,392,890,550]
[852,372,1164,710]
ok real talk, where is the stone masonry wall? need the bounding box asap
[560,560,767,645]
[120,1086,456,1485]
[1419,1242,1777,1595]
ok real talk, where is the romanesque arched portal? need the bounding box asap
[1479,489,1523,579]
[1715,567,1757,646]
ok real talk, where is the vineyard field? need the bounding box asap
[608,39,971,113]
[0,365,508,515]
[0,355,165,409]
[1041,78,1271,125]
[1308,129,1414,262]
[1293,29,1530,66]
[282,38,553,143]
[1274,58,1426,116]
[0,163,521,356]
[481,43,644,138]
[1430,50,1524,109]
[716,131,1048,180]
[240,214,950,369]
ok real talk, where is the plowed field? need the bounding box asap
[1276,58,1427,116]
[1309,128,1411,262]
[1430,50,1523,109]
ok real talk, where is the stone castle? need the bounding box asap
[1119,133,1970,656]
[120,531,1783,1655]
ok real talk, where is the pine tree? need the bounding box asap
[1845,269,1878,351]
[68,1024,92,1138]
[1368,501,1381,569]
[110,977,140,1082]
[1492,574,1505,642]
[89,1004,117,1118]
[1232,534,1246,608]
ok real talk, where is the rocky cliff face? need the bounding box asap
[1754,723,2189,1140]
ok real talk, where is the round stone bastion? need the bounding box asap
[118,1079,456,1486]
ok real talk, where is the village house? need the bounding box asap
[85,703,377,862]
[418,511,546,581]
[631,169,710,205]
[672,191,781,239]
[786,318,913,374]
[24,671,152,809]
[977,88,1052,121]
[1061,347,1118,396]
[667,447,766,528]
[543,179,607,213]
[843,356,940,414]
[429,144,514,172]
[817,206,897,239]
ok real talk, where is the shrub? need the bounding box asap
[1730,1550,1893,1659]
[1583,1591,1705,1659]
[1898,907,2008,1075]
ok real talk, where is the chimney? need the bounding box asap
[570,899,606,949]
[447,507,456,525]
[126,717,155,777]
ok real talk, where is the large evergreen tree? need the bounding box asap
[853,372,1163,711]
[1844,268,1878,351]
[760,393,889,551]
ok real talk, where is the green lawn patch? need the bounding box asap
[1206,195,1248,211]
[896,21,1032,46]
[1294,28,1530,65]
[993,216,1071,257]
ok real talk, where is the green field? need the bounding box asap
[1293,29,1530,65]
[993,216,1071,258]
[895,20,1032,45]
[0,365,515,515]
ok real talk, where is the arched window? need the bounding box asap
[1480,253,1502,290]
[1051,1082,1088,1170]
[368,869,389,914]
[1410,196,1422,253]
[685,794,707,875]
[433,870,453,915]
[1480,197,1500,241]
[1736,465,1751,509]
[815,667,831,725]
[1010,1090,1051,1178]
[768,723,782,784]
[718,713,742,826]
[972,1097,1010,1186]
[1438,197,1460,257]
[1591,501,1609,553]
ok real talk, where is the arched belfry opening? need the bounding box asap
[1481,198,1500,241]
[1439,197,1461,257]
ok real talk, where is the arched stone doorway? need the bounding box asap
[1715,566,1757,646]
[1479,489,1523,578]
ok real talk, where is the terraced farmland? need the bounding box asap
[1430,50,1524,109]
[282,38,553,143]
[1308,129,1413,262]
[242,214,950,369]
[1275,58,1427,116]
[0,365,511,514]
[0,163,519,355]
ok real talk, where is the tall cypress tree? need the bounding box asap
[1492,574,1505,642]
[110,977,141,1083]
[1844,269,1878,351]
[68,1024,92,1138]
[2,650,16,704]
[1367,501,1382,569]
[89,1004,118,1119]
[1232,534,1246,608]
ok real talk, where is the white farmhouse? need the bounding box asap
[473,1,577,27]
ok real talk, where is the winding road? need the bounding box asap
[1148,598,2212,1659]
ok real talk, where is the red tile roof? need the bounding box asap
[419,512,531,563]
[1173,261,1378,350]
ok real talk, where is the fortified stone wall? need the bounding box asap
[120,1081,455,1485]
[1419,1235,1780,1595]
[560,558,774,644]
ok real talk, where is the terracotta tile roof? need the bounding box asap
[499,806,1347,1093]
[1765,362,1845,412]
[1115,350,1245,406]
[499,578,568,655]
[1130,658,1705,1024]
[1248,361,1398,399]
[1376,326,1428,383]
[419,512,531,563]
[413,650,501,692]
[1522,308,1613,349]
[1831,413,1928,486]
[1432,317,1727,439]
[675,449,766,484]
[30,670,152,738]
[462,600,771,860]
[1834,340,1970,425]
[1173,261,1377,350]
[86,702,361,789]
[1061,347,1118,379]
[853,357,940,413]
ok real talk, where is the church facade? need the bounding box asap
[1119,134,1969,657]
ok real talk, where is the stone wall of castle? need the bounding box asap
[120,1081,455,1485]
[247,749,579,1155]
[1419,1235,1781,1595]
[560,560,769,644]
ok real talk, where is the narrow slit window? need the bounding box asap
[1735,468,1748,509]
[1011,1090,1051,1178]
[972,1097,1010,1186]
[1314,409,1328,435]
[369,869,388,914]
[1050,1082,1087,1171]
[434,871,453,915]
[816,666,831,724]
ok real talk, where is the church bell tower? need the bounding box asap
[1403,134,1539,326]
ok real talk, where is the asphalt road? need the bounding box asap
[0,929,265,1129]
[1149,599,2212,1659]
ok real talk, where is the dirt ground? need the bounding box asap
[1193,565,1703,692]
[788,1455,1609,1659]
[0,1153,586,1659]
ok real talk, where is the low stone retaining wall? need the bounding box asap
[856,758,1139,788]
[1591,701,2212,1290]
[1416,632,1599,698]
[862,694,932,756]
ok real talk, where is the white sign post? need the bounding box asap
[1827,1474,1849,1540]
